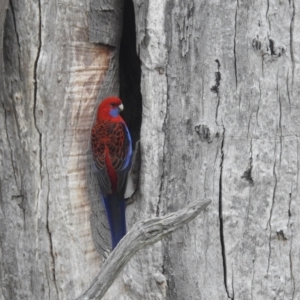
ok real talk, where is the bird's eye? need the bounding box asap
[110,103,116,107]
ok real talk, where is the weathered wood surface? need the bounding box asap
[128,0,300,299]
[0,0,119,299]
[1,0,300,300]
[89,0,123,47]
[0,0,9,104]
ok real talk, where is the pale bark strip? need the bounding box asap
[76,200,211,300]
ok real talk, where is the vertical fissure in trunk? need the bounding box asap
[219,126,233,299]
[157,74,169,217]
[33,0,42,180]
[276,73,283,166]
[45,169,59,298]
[9,0,21,75]
[266,0,270,29]
[288,190,295,299]
[233,1,238,89]
[290,0,295,89]
[119,0,142,149]
[3,0,23,194]
[266,145,278,274]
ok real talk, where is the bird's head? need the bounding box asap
[97,97,124,120]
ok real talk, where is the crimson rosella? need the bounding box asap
[91,97,132,249]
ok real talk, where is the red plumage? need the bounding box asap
[91,97,132,248]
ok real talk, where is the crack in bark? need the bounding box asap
[32,2,58,297]
[233,0,238,89]
[0,179,3,213]
[255,80,261,128]
[157,77,169,217]
[297,138,299,191]
[247,113,251,139]
[277,73,283,166]
[219,126,233,299]
[157,36,170,219]
[46,169,59,298]
[289,0,295,89]
[242,139,254,186]
[287,189,295,299]
[266,0,270,29]
[250,259,255,300]
[33,0,42,180]
[266,143,277,274]
[231,266,235,300]
[9,0,21,76]
[288,191,292,219]
[286,70,292,113]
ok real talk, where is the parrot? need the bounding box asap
[91,96,132,249]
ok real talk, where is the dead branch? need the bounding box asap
[76,199,211,300]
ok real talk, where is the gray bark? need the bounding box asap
[0,0,9,105]
[124,0,300,299]
[1,0,300,300]
[89,0,123,47]
[1,0,117,299]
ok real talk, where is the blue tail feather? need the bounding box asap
[102,193,126,249]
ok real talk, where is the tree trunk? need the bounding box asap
[1,0,300,299]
